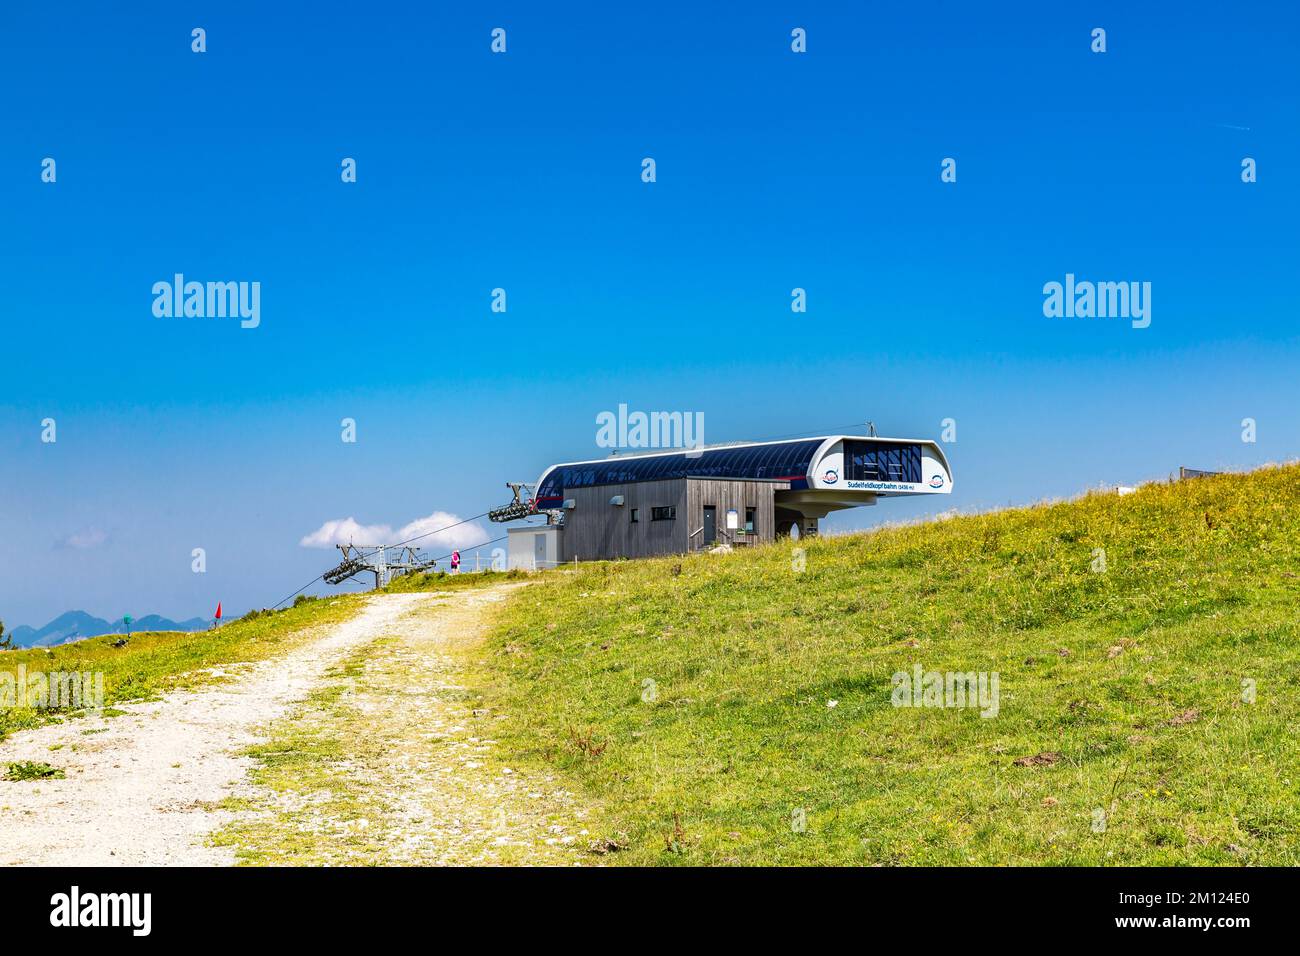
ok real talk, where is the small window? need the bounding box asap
[651,506,676,521]
[630,508,639,523]
[745,507,756,533]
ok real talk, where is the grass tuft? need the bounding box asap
[5,761,65,781]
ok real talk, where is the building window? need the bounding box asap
[745,507,756,533]
[651,506,676,521]
[843,441,923,484]
[630,508,639,523]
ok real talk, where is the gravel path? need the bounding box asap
[0,592,454,866]
[215,586,584,865]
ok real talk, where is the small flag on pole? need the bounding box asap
[215,602,222,621]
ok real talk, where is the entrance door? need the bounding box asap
[534,533,547,567]
[702,505,716,544]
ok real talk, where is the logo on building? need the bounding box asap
[822,469,839,484]
[929,474,944,488]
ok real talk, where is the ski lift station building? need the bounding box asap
[505,434,953,568]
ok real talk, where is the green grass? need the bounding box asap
[476,465,1300,865]
[0,594,367,740]
[4,761,65,781]
[382,568,526,594]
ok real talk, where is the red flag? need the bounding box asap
[215,602,222,620]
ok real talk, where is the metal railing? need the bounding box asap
[688,527,756,551]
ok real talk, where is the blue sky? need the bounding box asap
[1,1,1297,626]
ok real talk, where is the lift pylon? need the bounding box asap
[322,544,434,589]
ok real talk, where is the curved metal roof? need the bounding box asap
[535,438,825,502]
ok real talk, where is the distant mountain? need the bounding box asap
[5,611,209,648]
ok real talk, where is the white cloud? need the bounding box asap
[57,527,108,550]
[299,511,489,553]
[393,511,491,549]
[298,517,391,548]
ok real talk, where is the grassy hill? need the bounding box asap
[0,596,365,740]
[475,465,1300,865]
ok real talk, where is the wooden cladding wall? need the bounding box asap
[558,478,687,561]
[684,479,787,549]
[554,477,793,560]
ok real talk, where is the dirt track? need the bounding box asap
[0,589,581,866]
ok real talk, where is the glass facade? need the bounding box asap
[535,439,822,504]
[843,441,923,484]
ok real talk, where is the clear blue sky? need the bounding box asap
[1,1,1297,627]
